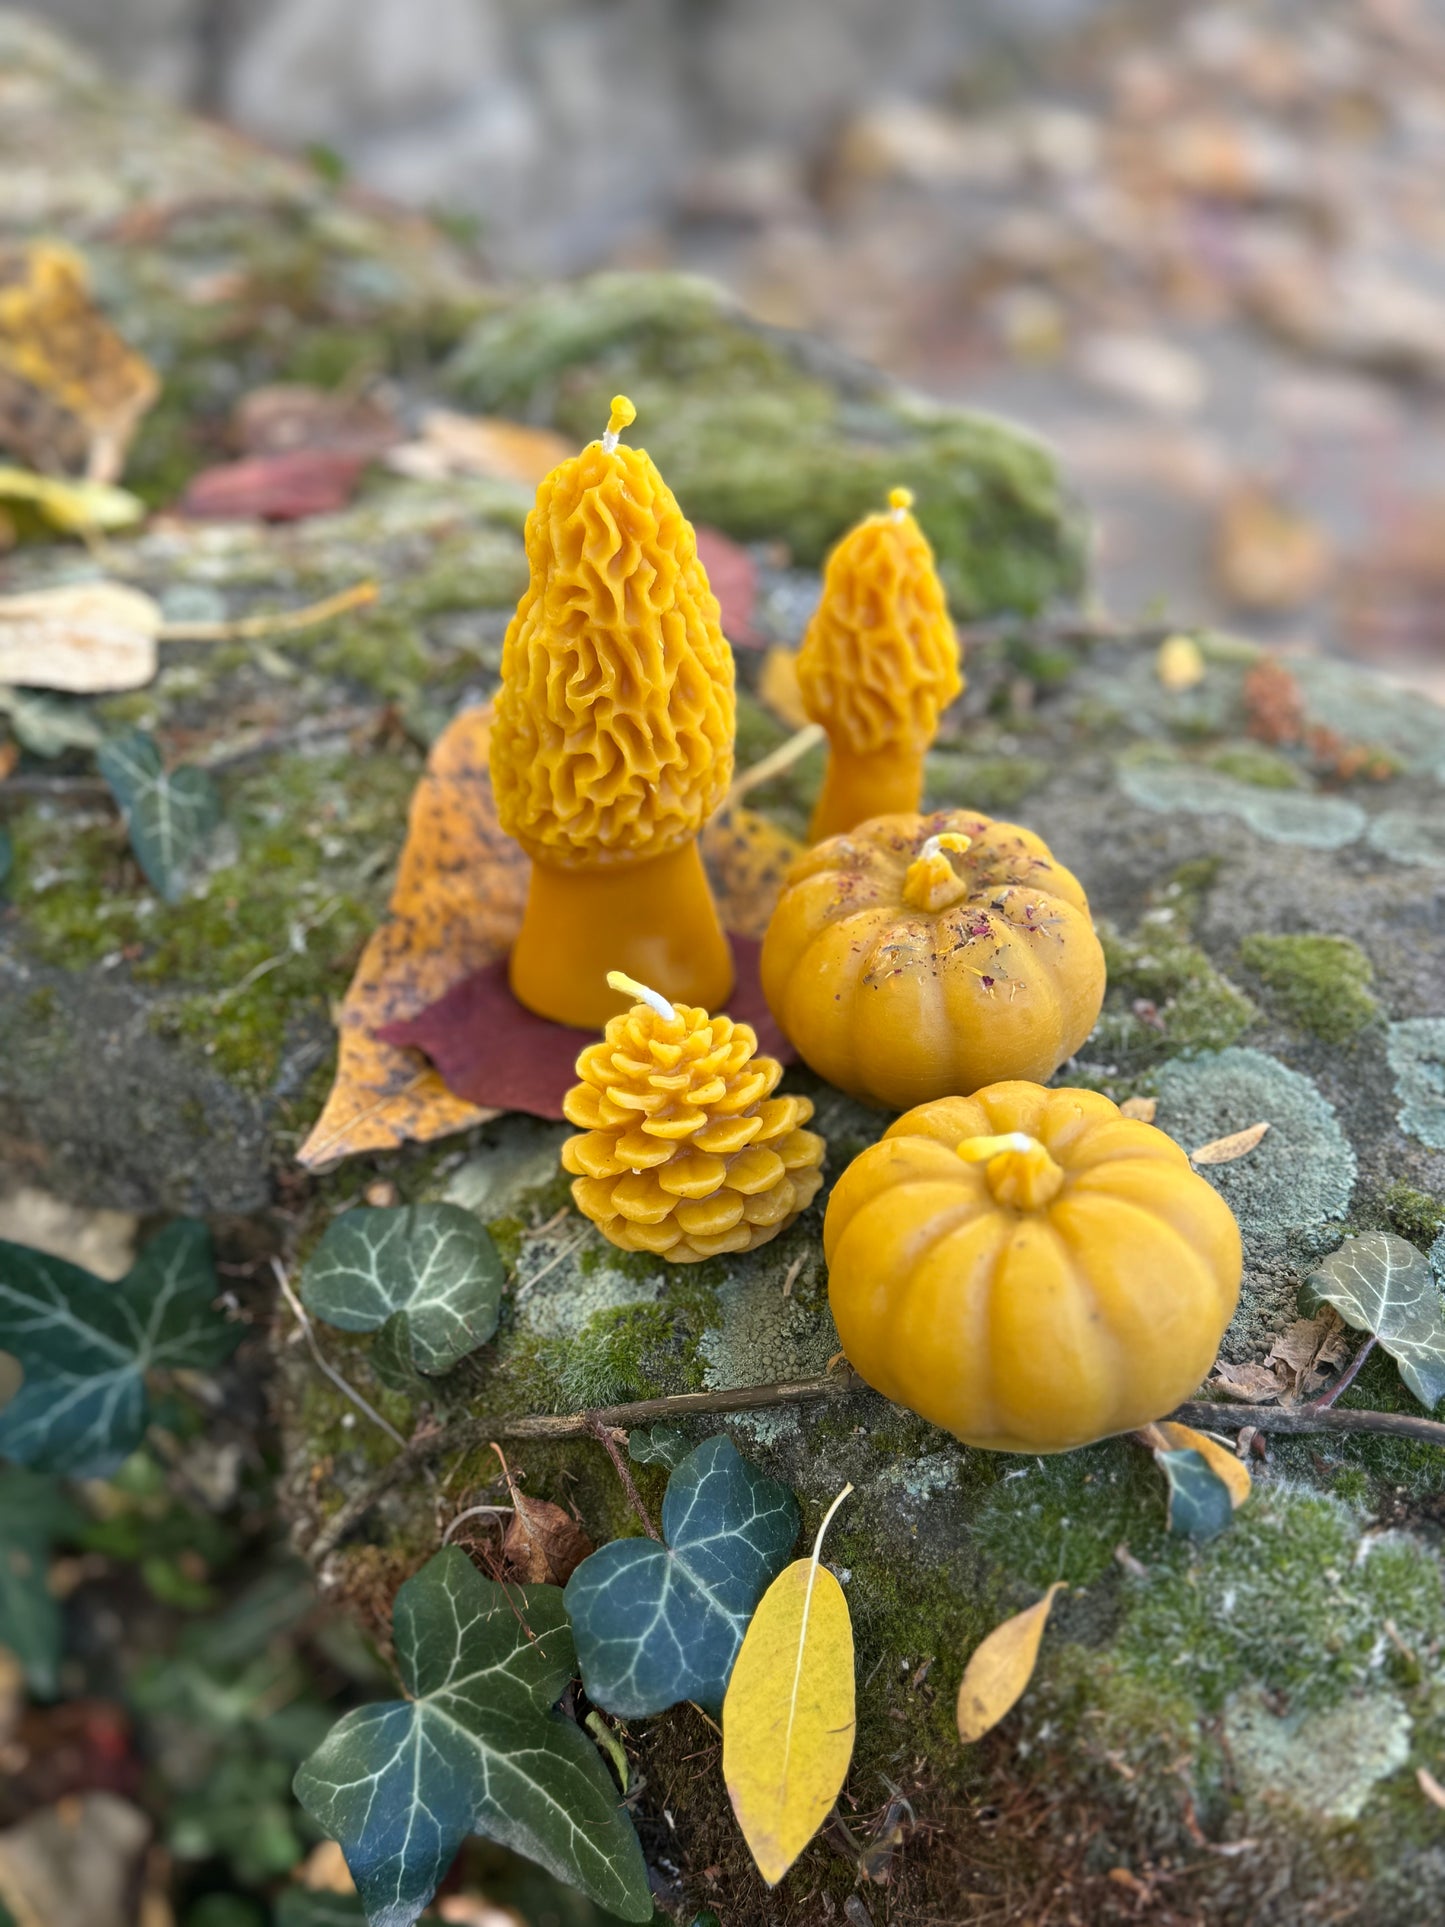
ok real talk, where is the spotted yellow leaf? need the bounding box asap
[1190,1120,1270,1165]
[956,1582,1065,1745]
[723,1483,855,1886]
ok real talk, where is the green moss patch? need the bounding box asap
[1239,933,1378,1044]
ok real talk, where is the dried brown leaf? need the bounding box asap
[1190,1120,1270,1165]
[1207,1358,1284,1404]
[1119,1095,1158,1122]
[500,1494,595,1587]
[0,583,160,694]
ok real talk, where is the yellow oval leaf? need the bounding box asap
[723,1485,855,1887]
[956,1581,1065,1745]
[1190,1120,1270,1165]
[1156,633,1205,692]
[1151,1420,1251,1509]
[0,582,161,693]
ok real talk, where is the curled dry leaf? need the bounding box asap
[489,1443,594,1587]
[956,1582,1065,1745]
[723,1484,855,1887]
[0,241,160,482]
[1418,1766,1445,1812]
[1190,1120,1270,1165]
[1144,1421,1252,1509]
[297,705,527,1169]
[1119,1095,1158,1123]
[0,582,161,694]
[1208,1358,1285,1404]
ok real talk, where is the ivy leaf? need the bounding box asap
[0,1467,82,1695]
[293,1546,652,1927]
[299,1205,504,1374]
[627,1423,691,1470]
[98,728,221,901]
[0,686,104,757]
[564,1434,799,1717]
[1156,1448,1234,1540]
[1301,1232,1445,1410]
[275,1894,367,1927]
[0,1219,239,1475]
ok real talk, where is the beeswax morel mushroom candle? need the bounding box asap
[561,972,825,1263]
[824,1083,1242,1452]
[491,397,736,1029]
[797,487,961,841]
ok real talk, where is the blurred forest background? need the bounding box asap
[36,0,1445,696]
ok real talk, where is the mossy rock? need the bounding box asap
[446,272,1088,617]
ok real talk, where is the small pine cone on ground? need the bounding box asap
[561,1000,826,1263]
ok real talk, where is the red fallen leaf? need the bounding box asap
[695,525,762,648]
[379,935,794,1122]
[178,448,368,521]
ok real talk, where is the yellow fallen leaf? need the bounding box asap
[386,409,573,486]
[701,804,805,940]
[758,644,810,730]
[1119,1095,1157,1122]
[0,242,160,482]
[1191,1120,1270,1165]
[0,465,145,536]
[297,704,525,1169]
[956,1582,1064,1745]
[0,582,161,693]
[1156,633,1205,692]
[723,1482,855,1887]
[1145,1421,1252,1509]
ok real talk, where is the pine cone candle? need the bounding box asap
[798,486,962,842]
[562,973,826,1263]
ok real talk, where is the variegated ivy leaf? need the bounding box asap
[98,727,221,901]
[299,1204,504,1375]
[565,1433,800,1717]
[0,1219,238,1476]
[1155,1448,1234,1540]
[1301,1232,1445,1411]
[293,1547,652,1927]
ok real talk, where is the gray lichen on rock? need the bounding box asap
[1387,1020,1445,1150]
[1117,759,1368,849]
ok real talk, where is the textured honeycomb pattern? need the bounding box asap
[561,1001,825,1263]
[797,498,962,755]
[490,430,735,866]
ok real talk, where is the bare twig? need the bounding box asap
[271,1258,408,1450]
[160,579,377,643]
[1302,1335,1377,1411]
[442,1504,513,1545]
[302,1366,1445,1563]
[587,1415,661,1540]
[727,723,825,804]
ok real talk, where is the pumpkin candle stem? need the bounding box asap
[901,831,973,914]
[956,1131,1065,1210]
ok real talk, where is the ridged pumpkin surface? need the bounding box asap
[761,810,1106,1111]
[824,1083,1242,1452]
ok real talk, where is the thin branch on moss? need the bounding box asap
[585,1415,660,1540]
[303,1367,1445,1564]
[272,1258,408,1451]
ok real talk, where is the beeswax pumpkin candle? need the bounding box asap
[562,971,826,1262]
[761,810,1106,1111]
[824,1083,1242,1453]
[797,487,962,841]
[491,397,736,1029]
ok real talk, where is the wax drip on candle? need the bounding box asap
[606,968,677,1023]
[900,830,973,914]
[600,393,636,455]
[956,1131,1065,1209]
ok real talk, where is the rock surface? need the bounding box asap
[1,20,1444,1927]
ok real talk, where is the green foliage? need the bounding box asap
[300,1204,504,1374]
[0,1220,238,1475]
[98,730,222,901]
[925,749,1049,815]
[1154,1449,1233,1540]
[628,1424,691,1471]
[274,1896,367,1927]
[295,1547,652,1926]
[1207,744,1304,789]
[564,1434,799,1717]
[1302,1233,1445,1410]
[1238,932,1378,1043]
[1095,917,1256,1067]
[0,1467,82,1694]
[1382,1181,1445,1250]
